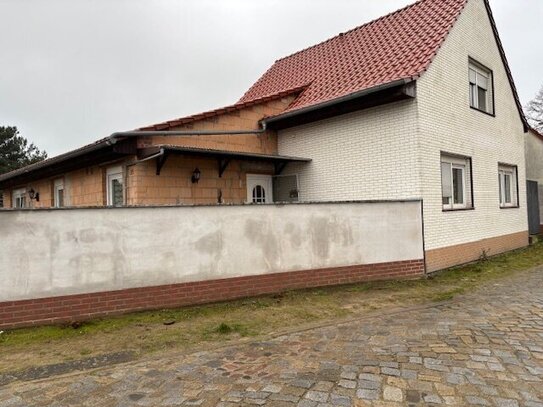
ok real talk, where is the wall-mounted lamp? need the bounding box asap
[28,188,40,202]
[191,168,201,184]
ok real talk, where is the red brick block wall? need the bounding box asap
[0,259,424,329]
[425,231,528,272]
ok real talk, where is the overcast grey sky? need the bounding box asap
[1,0,542,156]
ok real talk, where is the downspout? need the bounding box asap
[124,148,166,205]
[133,148,165,164]
[107,123,267,145]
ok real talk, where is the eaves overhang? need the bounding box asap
[140,145,312,177]
[0,138,137,189]
[262,79,416,130]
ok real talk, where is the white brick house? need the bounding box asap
[254,0,529,271]
[1,0,529,273]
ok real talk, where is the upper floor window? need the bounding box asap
[498,164,518,208]
[106,166,123,207]
[441,153,473,211]
[12,188,26,209]
[469,59,494,115]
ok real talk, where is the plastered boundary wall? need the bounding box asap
[0,201,424,327]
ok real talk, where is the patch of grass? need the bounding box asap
[203,322,250,339]
[345,283,372,293]
[431,287,466,302]
[2,241,543,374]
[214,323,234,334]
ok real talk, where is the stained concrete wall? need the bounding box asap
[0,201,423,302]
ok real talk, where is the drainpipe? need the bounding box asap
[107,123,267,145]
[124,148,166,204]
[132,148,165,164]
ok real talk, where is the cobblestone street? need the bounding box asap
[1,268,543,406]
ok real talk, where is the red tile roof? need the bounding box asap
[239,0,468,115]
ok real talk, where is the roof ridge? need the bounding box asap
[139,85,307,131]
[274,0,427,64]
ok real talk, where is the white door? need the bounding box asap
[246,174,273,203]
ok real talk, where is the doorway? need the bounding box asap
[246,174,273,203]
[527,180,540,235]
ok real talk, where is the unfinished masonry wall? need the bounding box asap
[0,201,424,328]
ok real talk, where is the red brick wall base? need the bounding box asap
[425,231,529,273]
[0,259,424,329]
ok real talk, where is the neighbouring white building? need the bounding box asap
[525,128,543,235]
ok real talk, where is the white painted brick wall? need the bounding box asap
[278,100,421,202]
[278,0,527,252]
[417,0,527,250]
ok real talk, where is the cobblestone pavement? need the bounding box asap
[1,269,543,407]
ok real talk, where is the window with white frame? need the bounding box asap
[53,179,64,208]
[12,188,26,209]
[498,164,518,208]
[106,166,123,206]
[469,60,493,114]
[441,153,473,210]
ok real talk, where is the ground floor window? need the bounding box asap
[12,188,26,209]
[441,153,473,210]
[273,174,299,202]
[53,179,64,208]
[498,164,518,208]
[106,166,124,206]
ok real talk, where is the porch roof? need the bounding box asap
[0,138,137,189]
[141,145,311,176]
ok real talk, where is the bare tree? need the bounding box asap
[526,86,543,132]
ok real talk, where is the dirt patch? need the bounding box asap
[0,351,134,387]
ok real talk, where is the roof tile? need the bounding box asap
[238,0,467,115]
